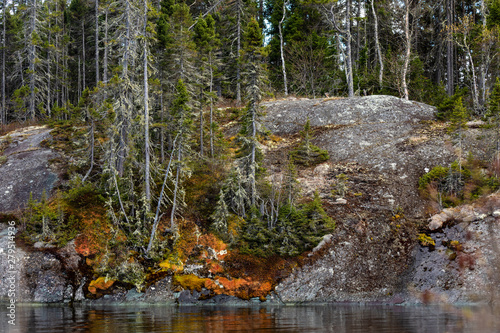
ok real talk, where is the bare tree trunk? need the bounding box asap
[46,5,51,116]
[82,119,95,183]
[402,0,411,100]
[209,56,214,158]
[95,0,99,85]
[117,0,131,176]
[147,134,179,252]
[371,0,383,89]
[143,0,151,206]
[279,0,288,96]
[29,0,37,120]
[199,87,204,156]
[480,0,487,106]
[250,73,257,207]
[103,8,108,84]
[82,20,86,91]
[447,0,454,96]
[355,0,361,66]
[466,42,479,110]
[160,92,165,162]
[346,0,354,97]
[326,0,354,97]
[78,56,81,100]
[170,144,182,229]
[236,3,241,103]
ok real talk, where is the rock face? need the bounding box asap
[0,223,83,303]
[0,126,59,212]
[409,194,500,303]
[263,95,454,217]
[265,96,498,304]
[1,97,499,304]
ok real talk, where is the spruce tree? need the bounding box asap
[240,17,265,208]
[194,14,221,157]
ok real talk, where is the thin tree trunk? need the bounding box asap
[82,119,95,183]
[250,72,257,207]
[355,0,361,66]
[447,0,454,96]
[480,0,486,106]
[147,134,179,252]
[47,5,51,116]
[78,56,81,100]
[103,8,108,84]
[279,0,288,96]
[143,0,151,206]
[236,4,241,103]
[209,56,214,158]
[95,0,99,85]
[82,20,86,91]
[402,0,411,100]
[29,0,37,120]
[346,0,354,97]
[371,0,383,89]
[160,92,165,162]
[199,87,204,156]
[170,144,182,229]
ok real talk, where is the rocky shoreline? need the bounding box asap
[1,96,499,305]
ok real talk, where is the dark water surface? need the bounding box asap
[1,303,499,333]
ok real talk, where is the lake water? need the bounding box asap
[1,303,499,332]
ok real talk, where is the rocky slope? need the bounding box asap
[0,126,59,212]
[1,96,499,304]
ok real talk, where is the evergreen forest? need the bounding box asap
[2,0,500,294]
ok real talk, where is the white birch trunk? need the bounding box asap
[279,0,288,96]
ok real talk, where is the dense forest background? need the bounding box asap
[2,0,500,289]
[2,0,500,123]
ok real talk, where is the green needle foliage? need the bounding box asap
[290,118,329,166]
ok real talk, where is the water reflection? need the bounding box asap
[1,304,499,333]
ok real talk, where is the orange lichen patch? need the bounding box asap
[207,260,224,274]
[199,234,228,260]
[204,276,274,300]
[74,215,112,257]
[173,274,209,292]
[159,257,184,273]
[173,219,199,259]
[88,277,115,294]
